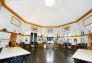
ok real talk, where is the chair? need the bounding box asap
[10,56,24,63]
[0,48,2,53]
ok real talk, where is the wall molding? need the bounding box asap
[0,29,92,38]
[83,15,92,27]
[11,16,21,27]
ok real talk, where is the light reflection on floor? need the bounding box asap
[24,48,75,63]
[46,49,54,63]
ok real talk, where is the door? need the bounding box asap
[30,33,37,42]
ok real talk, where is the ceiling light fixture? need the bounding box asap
[45,0,55,7]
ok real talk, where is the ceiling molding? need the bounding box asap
[1,0,92,28]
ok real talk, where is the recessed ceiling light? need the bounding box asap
[45,0,55,7]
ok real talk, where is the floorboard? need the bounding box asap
[24,48,76,63]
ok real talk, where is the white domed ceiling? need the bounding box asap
[5,0,92,26]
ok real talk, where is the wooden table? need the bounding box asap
[72,49,92,63]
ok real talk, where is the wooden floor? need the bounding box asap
[24,48,76,63]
